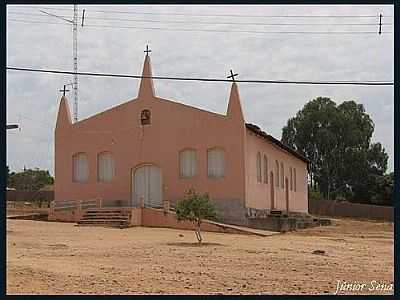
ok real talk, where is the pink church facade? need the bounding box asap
[54,54,309,225]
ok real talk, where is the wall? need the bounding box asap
[142,208,252,234]
[245,130,308,214]
[6,190,54,202]
[55,57,247,213]
[48,208,84,222]
[171,198,247,226]
[309,199,393,222]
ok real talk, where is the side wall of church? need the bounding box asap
[245,130,308,214]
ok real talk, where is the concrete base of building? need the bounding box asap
[245,207,331,232]
[48,198,331,233]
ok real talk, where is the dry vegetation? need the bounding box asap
[7,218,393,295]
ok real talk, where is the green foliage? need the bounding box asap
[308,187,323,201]
[7,168,54,191]
[282,97,390,204]
[175,188,217,243]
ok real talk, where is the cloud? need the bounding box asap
[6,4,394,174]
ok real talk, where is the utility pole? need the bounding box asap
[40,5,85,122]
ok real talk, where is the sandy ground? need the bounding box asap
[7,218,393,295]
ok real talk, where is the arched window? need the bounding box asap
[280,162,284,189]
[179,149,197,178]
[73,152,89,183]
[294,168,297,192]
[263,155,268,183]
[208,148,225,178]
[141,109,151,125]
[256,152,262,183]
[98,152,115,182]
[290,167,293,191]
[275,160,280,187]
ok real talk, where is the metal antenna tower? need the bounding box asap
[40,6,85,122]
[72,4,78,122]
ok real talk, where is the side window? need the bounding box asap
[179,149,197,178]
[141,109,151,125]
[275,160,280,187]
[290,167,293,191]
[208,148,225,178]
[256,152,262,183]
[263,155,268,183]
[73,152,89,183]
[280,162,284,189]
[98,152,115,182]
[294,168,297,192]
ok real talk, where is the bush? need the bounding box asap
[175,188,217,244]
[309,187,323,201]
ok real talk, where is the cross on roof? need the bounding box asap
[144,45,151,55]
[227,69,238,82]
[59,85,70,97]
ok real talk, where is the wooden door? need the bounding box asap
[285,177,289,213]
[270,171,275,210]
[133,165,162,207]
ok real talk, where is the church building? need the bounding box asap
[54,50,309,226]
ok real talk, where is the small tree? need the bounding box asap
[175,188,217,244]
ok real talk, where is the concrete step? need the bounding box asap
[81,215,129,219]
[80,219,129,223]
[80,218,129,223]
[77,208,133,228]
[78,218,129,223]
[85,211,129,214]
[77,223,129,228]
[82,213,130,218]
[86,210,126,214]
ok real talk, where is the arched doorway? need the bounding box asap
[285,177,289,213]
[132,164,162,208]
[270,171,275,210]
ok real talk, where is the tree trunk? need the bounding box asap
[195,220,202,244]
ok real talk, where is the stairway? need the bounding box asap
[77,209,131,228]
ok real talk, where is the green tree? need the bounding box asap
[8,168,54,191]
[175,188,217,244]
[282,97,389,204]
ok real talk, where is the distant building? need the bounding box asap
[54,52,309,225]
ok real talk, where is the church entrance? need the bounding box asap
[270,171,275,210]
[132,164,162,208]
[285,177,289,213]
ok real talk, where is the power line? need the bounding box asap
[8,18,71,25]
[14,6,394,18]
[6,66,394,86]
[7,12,394,26]
[7,19,392,35]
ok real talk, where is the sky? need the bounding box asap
[6,4,394,175]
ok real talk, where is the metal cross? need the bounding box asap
[227,69,238,82]
[59,85,70,97]
[144,45,152,55]
[6,124,19,130]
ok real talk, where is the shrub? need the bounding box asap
[175,188,217,244]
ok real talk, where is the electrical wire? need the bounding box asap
[12,5,394,18]
[6,66,394,86]
[7,11,394,26]
[7,19,392,35]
